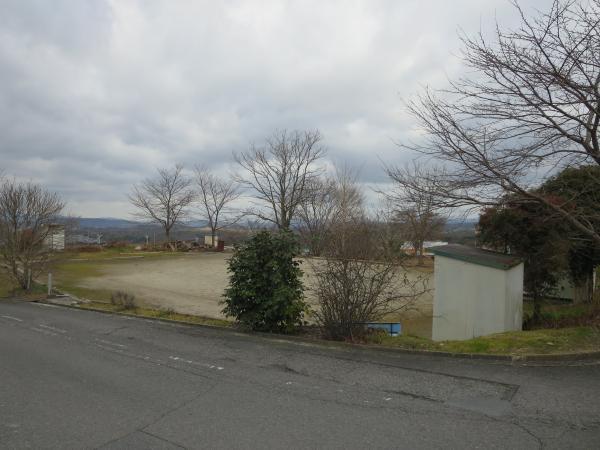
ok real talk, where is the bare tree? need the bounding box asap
[129,165,194,250]
[235,129,326,230]
[195,165,241,247]
[385,162,447,265]
[298,166,364,256]
[0,179,64,290]
[309,169,428,340]
[297,177,337,256]
[404,0,600,245]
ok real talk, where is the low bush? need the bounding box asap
[523,301,600,329]
[105,241,131,250]
[110,291,136,310]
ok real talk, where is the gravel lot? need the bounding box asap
[77,252,434,336]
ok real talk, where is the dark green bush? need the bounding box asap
[222,230,307,333]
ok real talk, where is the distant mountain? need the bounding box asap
[75,217,209,230]
[182,219,209,228]
[445,218,477,231]
[77,218,140,229]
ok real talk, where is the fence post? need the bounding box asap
[48,273,53,297]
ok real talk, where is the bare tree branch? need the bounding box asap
[309,169,429,340]
[128,164,194,250]
[194,165,241,247]
[383,161,447,265]
[234,129,326,230]
[0,179,64,290]
[404,0,600,245]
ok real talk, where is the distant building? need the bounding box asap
[204,235,218,247]
[67,234,105,246]
[401,241,448,256]
[43,224,65,251]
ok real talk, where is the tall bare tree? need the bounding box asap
[297,177,337,256]
[235,129,326,230]
[129,165,194,250]
[385,162,446,265]
[195,165,241,247]
[0,179,64,290]
[298,166,364,256]
[404,0,600,246]
[309,171,427,340]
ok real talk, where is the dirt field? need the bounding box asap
[67,252,434,336]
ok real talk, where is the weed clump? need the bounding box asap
[110,291,136,310]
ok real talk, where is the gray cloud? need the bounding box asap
[0,0,547,217]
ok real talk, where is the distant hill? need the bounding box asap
[182,219,209,228]
[445,218,477,231]
[74,217,209,229]
[77,218,140,229]
[443,218,477,245]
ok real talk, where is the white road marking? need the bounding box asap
[95,338,127,348]
[30,327,58,336]
[169,355,224,371]
[39,324,67,334]
[34,303,59,308]
[1,315,23,322]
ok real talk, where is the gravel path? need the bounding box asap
[77,252,434,335]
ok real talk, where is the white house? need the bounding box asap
[204,235,218,247]
[43,224,65,251]
[429,244,523,341]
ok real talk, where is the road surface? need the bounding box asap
[1,300,599,449]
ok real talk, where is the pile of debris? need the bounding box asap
[156,239,226,252]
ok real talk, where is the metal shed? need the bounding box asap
[429,244,524,341]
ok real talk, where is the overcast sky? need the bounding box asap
[0,0,547,218]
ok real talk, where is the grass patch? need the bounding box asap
[77,301,232,328]
[523,300,600,328]
[0,272,14,298]
[0,272,48,300]
[49,260,114,302]
[60,248,189,262]
[370,326,600,355]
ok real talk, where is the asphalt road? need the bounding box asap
[1,300,599,449]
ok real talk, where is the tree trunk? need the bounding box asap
[416,241,424,266]
[165,229,176,252]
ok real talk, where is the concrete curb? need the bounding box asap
[35,298,600,365]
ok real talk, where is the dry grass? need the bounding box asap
[77,301,232,328]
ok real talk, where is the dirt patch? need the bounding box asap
[78,253,230,318]
[74,252,434,336]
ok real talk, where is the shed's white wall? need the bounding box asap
[505,264,524,331]
[432,255,523,341]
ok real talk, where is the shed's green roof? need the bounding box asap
[429,244,522,270]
